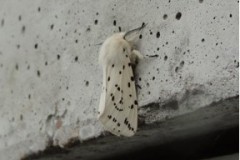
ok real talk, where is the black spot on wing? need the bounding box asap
[134,100,138,105]
[108,115,112,119]
[123,65,125,70]
[131,76,134,81]
[108,76,110,81]
[112,64,115,68]
[128,82,131,88]
[119,71,122,74]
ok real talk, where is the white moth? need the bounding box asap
[98,24,146,137]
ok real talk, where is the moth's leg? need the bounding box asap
[132,50,143,59]
[130,50,143,65]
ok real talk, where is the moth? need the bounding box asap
[98,24,146,136]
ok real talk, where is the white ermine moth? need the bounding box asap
[98,24,146,137]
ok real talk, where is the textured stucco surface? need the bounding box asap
[0,0,238,160]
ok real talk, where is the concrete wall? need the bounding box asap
[0,0,238,159]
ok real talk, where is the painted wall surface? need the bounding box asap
[0,0,238,159]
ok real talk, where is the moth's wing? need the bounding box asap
[98,58,138,137]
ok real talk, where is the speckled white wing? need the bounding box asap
[98,55,138,137]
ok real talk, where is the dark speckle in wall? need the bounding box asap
[176,12,182,20]
[37,70,41,77]
[57,54,60,60]
[15,64,19,70]
[1,19,4,27]
[18,15,22,21]
[75,56,78,62]
[94,19,98,25]
[45,61,48,66]
[199,0,203,3]
[164,55,168,61]
[139,34,142,39]
[85,81,89,86]
[75,39,78,43]
[50,24,54,30]
[16,44,20,49]
[229,14,232,18]
[28,94,31,99]
[201,38,205,42]
[38,7,41,12]
[175,67,179,73]
[156,31,160,38]
[118,26,121,32]
[180,61,185,67]
[21,25,26,34]
[163,14,168,20]
[113,20,116,26]
[34,43,38,49]
[86,26,91,32]
[20,114,23,120]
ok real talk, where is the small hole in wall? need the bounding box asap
[139,34,142,39]
[163,14,168,20]
[85,81,89,86]
[50,24,54,30]
[1,19,4,27]
[38,7,41,12]
[180,61,185,67]
[57,54,60,60]
[201,38,205,42]
[148,91,151,95]
[113,20,116,26]
[34,43,38,49]
[199,0,203,3]
[229,14,232,18]
[164,55,168,61]
[37,70,41,77]
[18,15,22,21]
[138,77,142,81]
[175,12,182,20]
[75,56,78,62]
[15,64,19,70]
[21,25,26,34]
[20,114,23,120]
[94,19,98,25]
[75,39,78,43]
[152,76,155,80]
[156,32,160,38]
[175,67,179,73]
[146,82,150,87]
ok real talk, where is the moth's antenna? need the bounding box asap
[123,23,147,40]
